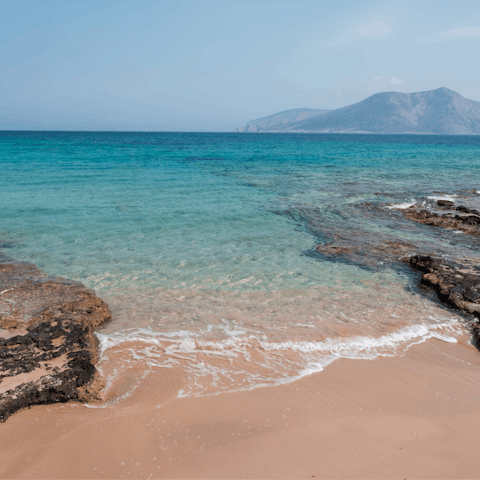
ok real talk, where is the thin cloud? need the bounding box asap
[441,26,480,37]
[355,21,391,36]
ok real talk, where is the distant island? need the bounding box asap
[236,88,480,135]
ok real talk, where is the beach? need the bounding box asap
[1,334,479,479]
[1,132,480,478]
[3,0,480,474]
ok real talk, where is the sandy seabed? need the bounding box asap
[1,334,479,479]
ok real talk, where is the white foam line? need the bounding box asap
[387,201,415,210]
[272,357,338,386]
[427,194,457,202]
[93,319,461,402]
[97,321,459,359]
[258,322,457,355]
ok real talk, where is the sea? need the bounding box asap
[1,132,480,400]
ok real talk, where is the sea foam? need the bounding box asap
[95,319,461,399]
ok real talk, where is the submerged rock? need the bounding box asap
[402,204,480,237]
[316,238,417,266]
[315,240,480,349]
[0,255,111,422]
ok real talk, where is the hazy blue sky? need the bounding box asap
[1,0,480,131]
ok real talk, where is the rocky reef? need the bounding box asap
[0,254,111,422]
[317,239,480,348]
[314,196,480,349]
[402,203,480,237]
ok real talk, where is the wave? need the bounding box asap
[95,319,461,400]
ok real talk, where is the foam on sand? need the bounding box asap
[95,319,461,400]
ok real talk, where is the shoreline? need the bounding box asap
[1,189,480,476]
[1,335,479,478]
[2,245,478,423]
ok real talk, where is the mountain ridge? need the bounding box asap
[235,108,330,133]
[236,88,480,135]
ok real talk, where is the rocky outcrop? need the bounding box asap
[314,195,480,349]
[315,238,480,347]
[402,204,480,237]
[407,255,480,347]
[0,255,111,422]
[407,255,480,316]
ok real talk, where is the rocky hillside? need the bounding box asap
[235,108,329,133]
[237,88,480,135]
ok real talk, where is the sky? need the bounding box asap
[1,0,480,131]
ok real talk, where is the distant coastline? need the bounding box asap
[236,87,480,135]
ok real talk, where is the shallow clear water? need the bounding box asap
[1,132,479,397]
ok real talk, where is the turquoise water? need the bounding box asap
[1,132,479,396]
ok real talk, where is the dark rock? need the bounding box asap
[315,192,480,349]
[407,255,480,317]
[315,243,480,350]
[406,255,480,349]
[0,254,111,422]
[402,206,480,237]
[472,324,480,350]
[456,206,480,215]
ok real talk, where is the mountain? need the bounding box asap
[235,108,330,133]
[236,88,480,135]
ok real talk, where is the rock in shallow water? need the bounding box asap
[407,255,480,313]
[315,238,480,349]
[0,254,111,422]
[407,254,480,348]
[403,205,480,237]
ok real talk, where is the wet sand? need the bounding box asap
[1,335,479,479]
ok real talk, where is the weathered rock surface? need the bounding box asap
[407,255,480,315]
[316,238,480,347]
[314,200,480,349]
[402,204,480,237]
[0,254,111,422]
[407,255,480,347]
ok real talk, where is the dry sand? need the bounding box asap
[1,335,479,479]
